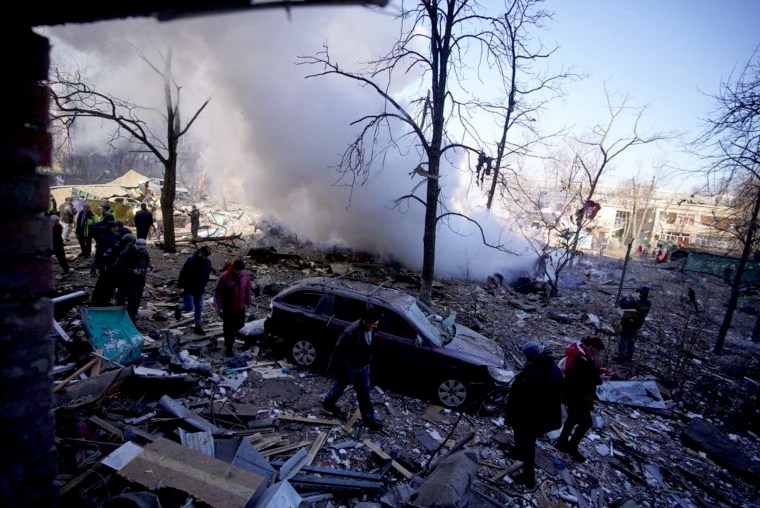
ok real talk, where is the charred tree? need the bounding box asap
[48,49,209,253]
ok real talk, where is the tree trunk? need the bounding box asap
[715,185,760,354]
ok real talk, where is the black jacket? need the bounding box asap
[133,210,154,237]
[506,351,563,433]
[334,319,374,369]
[619,296,651,332]
[178,251,213,295]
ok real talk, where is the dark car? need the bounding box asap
[258,277,514,409]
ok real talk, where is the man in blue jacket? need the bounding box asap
[175,246,213,334]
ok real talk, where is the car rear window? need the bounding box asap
[280,290,324,310]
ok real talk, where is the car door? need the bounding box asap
[370,305,432,395]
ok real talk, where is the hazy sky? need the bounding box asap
[39,0,759,278]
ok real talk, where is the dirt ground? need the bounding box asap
[51,209,760,507]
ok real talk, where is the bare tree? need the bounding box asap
[505,89,667,293]
[478,0,577,210]
[48,49,210,252]
[616,174,659,250]
[691,48,760,354]
[299,0,532,303]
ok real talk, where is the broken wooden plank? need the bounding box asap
[362,439,414,480]
[90,348,104,377]
[118,437,267,508]
[487,461,522,482]
[306,432,328,466]
[342,409,361,434]
[88,415,124,442]
[54,358,98,393]
[260,440,311,458]
[251,436,287,451]
[278,414,341,426]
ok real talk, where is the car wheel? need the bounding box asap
[291,339,318,367]
[437,378,468,408]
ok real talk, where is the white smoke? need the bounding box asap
[41,6,535,281]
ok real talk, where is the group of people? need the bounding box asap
[505,286,652,488]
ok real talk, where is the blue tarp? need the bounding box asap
[80,306,144,365]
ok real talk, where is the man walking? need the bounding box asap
[58,196,75,243]
[505,341,563,488]
[175,246,214,335]
[322,309,384,430]
[214,259,252,358]
[614,286,651,363]
[133,203,154,240]
[556,336,605,463]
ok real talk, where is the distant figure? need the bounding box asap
[175,246,214,335]
[214,259,252,358]
[556,336,605,463]
[614,286,652,363]
[505,341,563,488]
[599,241,607,257]
[58,196,75,243]
[190,205,201,239]
[46,193,57,217]
[49,215,69,275]
[75,203,99,259]
[635,244,643,255]
[133,203,154,240]
[322,308,384,431]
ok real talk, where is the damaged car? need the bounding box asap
[255,277,514,409]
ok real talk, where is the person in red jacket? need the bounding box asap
[214,258,252,358]
[556,335,605,463]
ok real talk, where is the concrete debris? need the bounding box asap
[48,196,760,507]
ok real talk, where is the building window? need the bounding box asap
[664,231,691,244]
[676,213,695,226]
[694,234,733,250]
[614,210,629,228]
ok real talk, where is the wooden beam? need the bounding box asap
[342,409,361,434]
[89,415,124,442]
[279,414,341,426]
[54,358,98,393]
[306,432,328,466]
[261,440,311,458]
[362,439,414,480]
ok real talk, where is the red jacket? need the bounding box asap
[561,341,603,410]
[214,268,252,312]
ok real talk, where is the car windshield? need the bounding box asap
[403,300,444,346]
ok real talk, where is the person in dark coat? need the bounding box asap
[49,215,70,275]
[505,341,563,488]
[214,259,252,357]
[322,309,384,430]
[556,335,605,463]
[189,205,201,238]
[175,246,214,334]
[92,234,135,306]
[614,286,652,363]
[133,203,154,240]
[114,238,152,323]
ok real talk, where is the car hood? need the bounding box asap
[441,325,505,368]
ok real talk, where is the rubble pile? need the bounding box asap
[48,199,760,507]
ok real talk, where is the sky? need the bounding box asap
[37,0,760,279]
